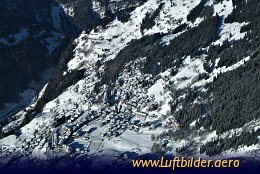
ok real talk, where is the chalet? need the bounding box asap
[98,54,106,59]
[134,111,148,121]
[166,117,180,129]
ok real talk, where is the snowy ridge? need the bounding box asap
[61,4,75,17]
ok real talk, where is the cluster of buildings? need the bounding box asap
[0,15,182,161]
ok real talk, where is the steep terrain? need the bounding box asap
[0,0,76,118]
[0,0,260,170]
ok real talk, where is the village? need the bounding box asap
[0,54,180,162]
[1,0,259,170]
[0,0,187,164]
[47,57,181,157]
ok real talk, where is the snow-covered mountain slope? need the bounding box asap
[1,0,260,169]
[0,0,77,117]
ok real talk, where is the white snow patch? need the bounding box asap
[171,56,205,89]
[61,4,74,17]
[209,0,234,18]
[193,56,250,88]
[147,79,164,102]
[0,135,17,147]
[213,22,249,46]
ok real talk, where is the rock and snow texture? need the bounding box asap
[1,0,259,168]
[213,22,249,45]
[67,0,204,71]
